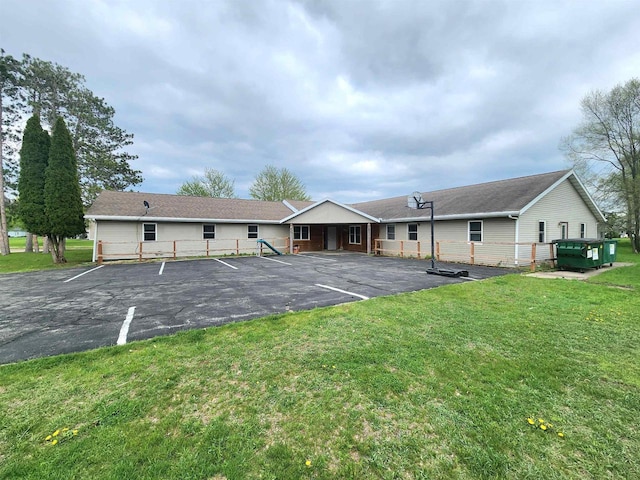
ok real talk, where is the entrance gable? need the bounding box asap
[282,199,379,225]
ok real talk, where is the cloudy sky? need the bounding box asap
[2,0,638,202]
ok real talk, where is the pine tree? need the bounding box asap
[44,117,84,263]
[18,114,50,236]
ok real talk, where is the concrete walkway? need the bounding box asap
[527,262,633,280]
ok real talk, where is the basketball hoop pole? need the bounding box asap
[424,200,435,269]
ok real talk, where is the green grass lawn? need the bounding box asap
[0,241,638,479]
[0,238,93,273]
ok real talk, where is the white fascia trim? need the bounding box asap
[85,215,282,224]
[519,170,606,222]
[280,198,381,224]
[381,211,520,223]
[282,200,299,213]
[519,171,572,216]
[568,171,607,222]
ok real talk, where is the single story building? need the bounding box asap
[85,169,605,267]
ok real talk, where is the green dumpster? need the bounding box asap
[602,239,618,266]
[553,238,604,272]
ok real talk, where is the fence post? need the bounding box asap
[139,242,143,262]
[97,241,103,265]
[417,241,421,258]
[549,243,555,267]
[436,241,440,261]
[173,240,177,260]
[470,242,475,265]
[530,243,537,272]
[206,240,209,257]
[236,239,239,255]
[400,240,404,258]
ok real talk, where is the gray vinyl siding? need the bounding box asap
[434,218,517,266]
[520,179,600,243]
[378,219,517,264]
[95,221,290,260]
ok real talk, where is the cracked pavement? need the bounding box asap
[0,253,509,364]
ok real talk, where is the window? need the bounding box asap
[538,221,546,243]
[349,225,361,244]
[203,224,215,239]
[560,222,568,239]
[386,224,396,240]
[408,223,418,241]
[294,225,310,240]
[248,224,259,239]
[580,223,587,238]
[468,221,483,242]
[143,223,157,241]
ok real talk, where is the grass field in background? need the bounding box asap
[0,238,93,273]
[0,240,638,479]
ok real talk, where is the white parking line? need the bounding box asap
[258,256,292,266]
[117,306,136,345]
[214,258,238,270]
[297,254,339,262]
[63,265,105,283]
[315,284,369,300]
[159,262,166,275]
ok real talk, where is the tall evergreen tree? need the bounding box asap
[18,114,50,236]
[0,49,24,255]
[44,117,84,263]
[22,55,142,205]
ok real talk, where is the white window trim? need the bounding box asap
[203,224,216,240]
[408,223,418,241]
[248,224,259,239]
[386,224,396,240]
[468,220,483,243]
[294,225,310,241]
[142,223,157,242]
[349,225,361,245]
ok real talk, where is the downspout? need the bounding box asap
[509,215,519,265]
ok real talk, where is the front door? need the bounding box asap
[327,226,337,250]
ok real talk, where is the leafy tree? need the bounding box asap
[0,49,24,255]
[21,54,142,205]
[249,165,311,201]
[177,168,236,197]
[18,114,50,236]
[563,78,640,252]
[44,117,85,263]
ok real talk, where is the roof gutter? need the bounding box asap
[85,215,282,224]
[381,211,521,223]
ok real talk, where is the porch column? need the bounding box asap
[367,223,372,255]
[289,224,294,254]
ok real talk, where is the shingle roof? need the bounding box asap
[351,170,574,220]
[85,191,296,222]
[86,170,603,224]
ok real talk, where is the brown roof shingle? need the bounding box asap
[351,170,572,220]
[86,191,296,222]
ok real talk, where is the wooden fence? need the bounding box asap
[96,237,290,264]
[374,239,555,271]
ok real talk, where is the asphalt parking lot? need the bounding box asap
[0,253,508,364]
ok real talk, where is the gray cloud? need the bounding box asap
[1,0,638,202]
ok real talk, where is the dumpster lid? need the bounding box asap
[552,238,601,244]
